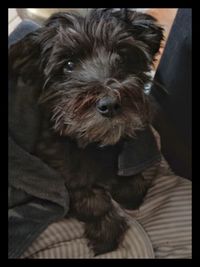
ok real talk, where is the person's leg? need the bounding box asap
[134,157,192,258]
[151,9,192,180]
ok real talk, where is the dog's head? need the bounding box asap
[9,9,164,147]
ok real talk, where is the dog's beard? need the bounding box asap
[42,94,147,148]
[62,109,144,148]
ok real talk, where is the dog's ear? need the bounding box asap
[44,11,81,28]
[9,26,58,81]
[93,9,164,58]
[9,12,81,81]
[125,10,164,58]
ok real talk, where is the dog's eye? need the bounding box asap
[118,55,128,66]
[64,60,75,73]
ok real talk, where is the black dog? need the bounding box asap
[9,9,163,255]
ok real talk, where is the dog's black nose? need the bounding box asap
[96,97,121,117]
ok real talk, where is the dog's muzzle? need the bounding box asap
[96,96,121,118]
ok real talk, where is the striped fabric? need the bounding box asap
[21,131,192,259]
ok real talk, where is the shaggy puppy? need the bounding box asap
[9,9,163,255]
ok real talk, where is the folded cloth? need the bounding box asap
[21,216,155,259]
[8,20,161,258]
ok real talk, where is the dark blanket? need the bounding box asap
[8,20,161,259]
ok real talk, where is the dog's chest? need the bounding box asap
[35,131,121,188]
[67,142,121,186]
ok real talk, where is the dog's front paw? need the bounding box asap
[85,210,128,256]
[110,174,150,210]
[69,187,112,221]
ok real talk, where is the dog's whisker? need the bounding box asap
[39,91,62,104]
[113,89,121,103]
[43,76,51,90]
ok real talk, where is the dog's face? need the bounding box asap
[10,9,164,147]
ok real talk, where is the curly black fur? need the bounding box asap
[9,9,163,255]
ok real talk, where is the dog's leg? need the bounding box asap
[69,186,128,255]
[109,173,150,210]
[84,208,128,256]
